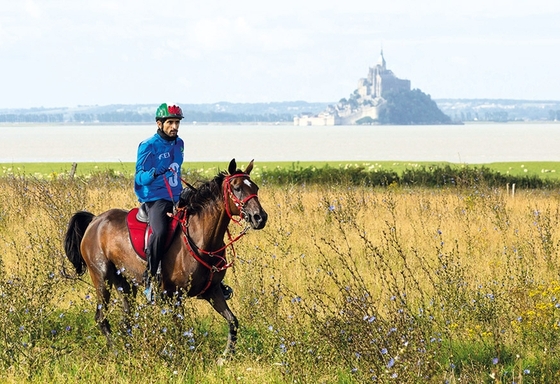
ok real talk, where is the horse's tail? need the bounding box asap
[64,211,95,276]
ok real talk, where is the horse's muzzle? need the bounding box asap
[245,209,268,229]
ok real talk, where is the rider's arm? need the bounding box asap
[135,142,156,186]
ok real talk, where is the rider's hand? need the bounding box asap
[155,160,171,176]
[138,168,156,184]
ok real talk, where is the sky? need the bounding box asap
[1,0,559,109]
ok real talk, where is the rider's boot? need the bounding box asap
[143,251,159,302]
[143,272,154,302]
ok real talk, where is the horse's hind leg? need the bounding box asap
[94,279,113,344]
[93,266,136,344]
[88,264,116,346]
[114,273,136,336]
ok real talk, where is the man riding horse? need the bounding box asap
[134,102,233,301]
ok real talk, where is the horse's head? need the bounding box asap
[224,159,268,230]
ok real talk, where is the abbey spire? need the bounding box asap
[378,49,386,70]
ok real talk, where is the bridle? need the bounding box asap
[174,172,260,296]
[223,173,259,225]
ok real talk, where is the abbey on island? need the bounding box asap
[294,50,411,126]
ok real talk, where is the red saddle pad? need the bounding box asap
[126,208,150,259]
[126,207,181,260]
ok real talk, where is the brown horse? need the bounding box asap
[64,159,267,356]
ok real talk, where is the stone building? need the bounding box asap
[357,49,411,100]
[294,50,411,126]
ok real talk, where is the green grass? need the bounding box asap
[483,161,560,179]
[4,173,560,382]
[2,160,560,180]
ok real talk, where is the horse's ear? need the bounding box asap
[228,158,237,175]
[245,159,254,175]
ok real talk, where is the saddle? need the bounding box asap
[126,204,181,260]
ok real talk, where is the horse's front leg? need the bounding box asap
[205,284,238,359]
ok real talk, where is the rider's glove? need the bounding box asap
[155,160,172,176]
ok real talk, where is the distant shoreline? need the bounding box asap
[2,99,560,124]
[0,121,289,127]
[1,120,559,127]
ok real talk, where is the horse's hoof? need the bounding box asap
[216,357,227,366]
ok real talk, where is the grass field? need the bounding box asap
[2,160,560,181]
[2,169,560,382]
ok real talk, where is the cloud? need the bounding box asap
[359,0,560,17]
[192,17,248,51]
[1,0,559,107]
[24,0,41,19]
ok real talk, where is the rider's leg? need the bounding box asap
[144,199,174,300]
[145,199,174,276]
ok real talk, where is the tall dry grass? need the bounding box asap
[1,173,560,382]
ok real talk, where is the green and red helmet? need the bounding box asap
[155,103,184,121]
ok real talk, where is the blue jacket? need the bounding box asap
[134,132,184,203]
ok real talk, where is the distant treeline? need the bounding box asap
[80,164,560,190]
[2,99,559,124]
[258,164,558,189]
[449,110,560,123]
[0,111,294,123]
[437,99,560,122]
[0,114,65,123]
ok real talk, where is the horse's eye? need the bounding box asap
[233,185,242,192]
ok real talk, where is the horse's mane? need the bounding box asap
[179,167,246,214]
[178,172,226,215]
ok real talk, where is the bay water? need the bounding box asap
[1,122,559,164]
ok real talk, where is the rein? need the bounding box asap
[172,172,257,297]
